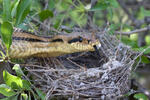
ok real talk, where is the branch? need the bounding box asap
[115,26,150,35]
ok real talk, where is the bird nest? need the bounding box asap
[25,30,137,100]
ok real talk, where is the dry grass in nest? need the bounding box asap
[25,30,137,100]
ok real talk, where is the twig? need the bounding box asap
[115,26,150,35]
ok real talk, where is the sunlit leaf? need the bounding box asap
[3,70,31,90]
[134,93,149,100]
[145,35,150,45]
[3,70,22,89]
[0,21,13,50]
[21,93,28,100]
[12,64,24,77]
[0,84,16,97]
[130,34,138,41]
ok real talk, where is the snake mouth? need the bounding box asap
[93,43,101,56]
[93,40,101,50]
[93,45,98,51]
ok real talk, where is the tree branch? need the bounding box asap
[115,25,150,35]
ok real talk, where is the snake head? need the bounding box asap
[68,36,101,52]
[57,32,101,53]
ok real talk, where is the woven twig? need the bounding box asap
[25,30,137,100]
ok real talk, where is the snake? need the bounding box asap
[0,29,101,58]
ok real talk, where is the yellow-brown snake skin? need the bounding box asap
[0,29,101,58]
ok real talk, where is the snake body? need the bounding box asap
[1,30,101,58]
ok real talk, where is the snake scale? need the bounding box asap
[0,29,101,58]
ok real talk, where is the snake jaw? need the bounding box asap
[70,39,101,52]
[89,39,101,51]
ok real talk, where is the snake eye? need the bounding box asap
[79,37,83,42]
[68,37,83,43]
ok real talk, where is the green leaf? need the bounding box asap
[65,0,73,4]
[12,64,24,77]
[0,84,16,97]
[133,46,150,54]
[0,95,19,100]
[0,21,13,50]
[28,92,31,100]
[90,2,108,11]
[11,0,20,18]
[3,70,22,89]
[49,0,55,10]
[3,0,12,21]
[107,7,113,22]
[141,56,150,64]
[120,36,138,48]
[15,0,32,26]
[108,24,119,35]
[39,10,53,21]
[3,70,31,90]
[134,93,149,100]
[138,7,150,20]
[136,56,150,64]
[22,80,31,90]
[54,19,61,29]
[90,0,118,11]
[69,10,87,27]
[109,0,119,8]
[21,93,28,100]
[35,88,46,100]
[145,35,150,45]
